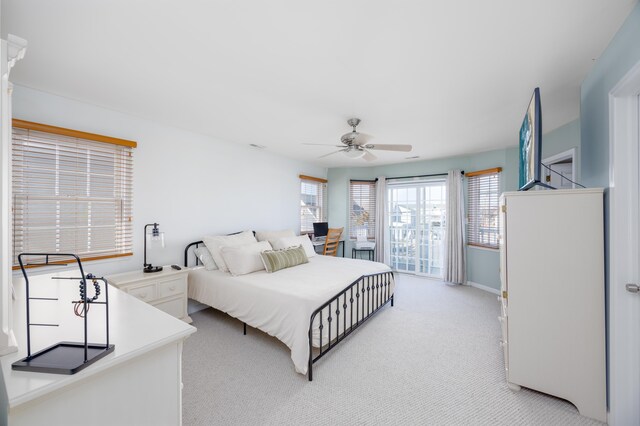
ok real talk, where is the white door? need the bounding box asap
[609,65,640,425]
[545,162,573,189]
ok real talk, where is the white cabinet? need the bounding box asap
[107,267,192,323]
[1,270,196,426]
[499,188,606,423]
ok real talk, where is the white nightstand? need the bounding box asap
[107,267,192,323]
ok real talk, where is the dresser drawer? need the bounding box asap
[154,297,184,319]
[158,278,186,299]
[128,283,157,302]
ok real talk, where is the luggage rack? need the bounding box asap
[12,253,115,375]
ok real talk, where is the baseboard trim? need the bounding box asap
[467,281,500,295]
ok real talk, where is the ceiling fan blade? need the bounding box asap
[303,143,344,147]
[318,149,346,159]
[362,150,377,162]
[352,133,374,146]
[364,144,412,152]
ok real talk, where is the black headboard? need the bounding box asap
[184,240,203,267]
[184,231,257,267]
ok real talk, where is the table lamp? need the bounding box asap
[144,222,165,273]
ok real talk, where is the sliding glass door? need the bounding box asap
[387,180,446,277]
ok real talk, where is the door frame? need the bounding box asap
[542,147,577,188]
[608,58,640,425]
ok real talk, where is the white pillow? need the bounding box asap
[220,241,272,276]
[194,246,217,270]
[202,231,257,272]
[255,229,296,246]
[272,235,316,258]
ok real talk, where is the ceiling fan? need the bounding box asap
[304,118,412,162]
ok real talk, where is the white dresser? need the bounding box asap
[499,188,606,422]
[0,269,196,425]
[107,267,192,323]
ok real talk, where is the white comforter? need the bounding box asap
[188,255,394,374]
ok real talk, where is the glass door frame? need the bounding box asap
[387,178,446,278]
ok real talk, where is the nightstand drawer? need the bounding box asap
[106,267,192,323]
[129,284,157,302]
[154,297,184,318]
[158,278,186,299]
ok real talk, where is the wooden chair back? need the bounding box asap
[323,227,343,256]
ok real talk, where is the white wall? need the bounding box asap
[11,85,326,276]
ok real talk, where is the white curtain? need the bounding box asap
[443,169,466,284]
[374,176,389,264]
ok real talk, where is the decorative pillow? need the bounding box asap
[202,231,257,272]
[260,245,309,273]
[272,235,316,258]
[220,241,272,276]
[194,246,217,270]
[255,229,296,246]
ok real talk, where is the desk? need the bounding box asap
[311,239,345,257]
[0,270,196,426]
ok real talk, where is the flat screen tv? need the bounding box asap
[518,87,543,190]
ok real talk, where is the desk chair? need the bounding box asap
[323,227,343,256]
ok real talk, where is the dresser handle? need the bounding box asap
[139,292,147,299]
[169,286,176,291]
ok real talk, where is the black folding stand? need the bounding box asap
[12,253,115,375]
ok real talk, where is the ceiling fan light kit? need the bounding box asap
[304,118,413,162]
[343,147,365,159]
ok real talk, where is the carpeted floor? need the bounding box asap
[182,274,602,425]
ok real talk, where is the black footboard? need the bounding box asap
[307,271,394,381]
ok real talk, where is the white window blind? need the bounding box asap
[467,167,501,249]
[299,175,327,233]
[12,121,136,267]
[349,180,376,239]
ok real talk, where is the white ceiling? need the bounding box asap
[2,0,637,167]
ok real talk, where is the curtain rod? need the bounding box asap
[378,171,464,181]
[350,171,464,183]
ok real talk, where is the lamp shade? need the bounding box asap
[146,229,165,248]
[144,222,165,273]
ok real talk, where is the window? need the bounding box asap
[299,175,327,233]
[467,167,502,249]
[12,120,136,268]
[349,180,376,239]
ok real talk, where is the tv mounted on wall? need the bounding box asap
[518,88,553,191]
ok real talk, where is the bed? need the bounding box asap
[185,241,395,380]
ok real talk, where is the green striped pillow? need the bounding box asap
[260,245,309,273]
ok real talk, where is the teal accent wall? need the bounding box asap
[581,3,640,188]
[542,119,580,160]
[328,147,519,291]
[328,119,583,291]
[542,119,581,180]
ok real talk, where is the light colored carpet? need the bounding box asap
[182,274,601,425]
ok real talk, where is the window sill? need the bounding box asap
[467,245,499,252]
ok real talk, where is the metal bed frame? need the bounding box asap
[184,240,394,381]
